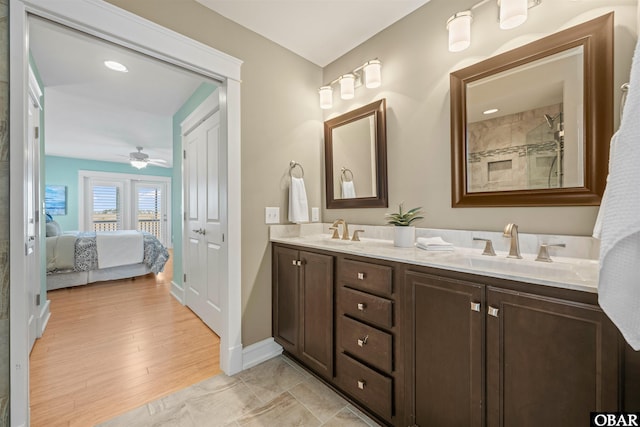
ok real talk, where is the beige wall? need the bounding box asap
[0,0,8,421]
[323,0,637,236]
[105,0,323,346]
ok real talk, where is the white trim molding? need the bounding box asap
[242,338,283,371]
[37,300,51,338]
[10,1,243,424]
[170,281,185,305]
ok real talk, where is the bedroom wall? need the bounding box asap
[45,156,173,232]
[0,0,7,421]
[171,82,217,290]
[322,0,637,236]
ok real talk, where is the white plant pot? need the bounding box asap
[393,226,415,248]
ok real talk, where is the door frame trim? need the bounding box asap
[9,1,243,425]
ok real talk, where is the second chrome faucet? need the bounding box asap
[330,219,364,241]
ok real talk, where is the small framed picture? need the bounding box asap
[45,185,67,216]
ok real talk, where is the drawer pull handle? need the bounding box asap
[292,260,297,266]
[357,335,369,347]
[357,380,366,390]
[488,306,499,317]
[357,303,366,311]
[296,260,302,266]
[470,302,481,312]
[357,272,365,280]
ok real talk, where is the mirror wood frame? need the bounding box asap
[450,13,613,207]
[325,98,388,208]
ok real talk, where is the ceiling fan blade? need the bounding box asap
[148,160,170,167]
[148,158,167,163]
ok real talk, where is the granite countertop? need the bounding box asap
[270,225,599,294]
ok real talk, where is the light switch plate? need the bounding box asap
[265,207,280,224]
[311,207,320,222]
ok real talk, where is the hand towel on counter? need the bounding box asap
[597,38,640,350]
[341,180,356,199]
[416,236,454,251]
[288,176,309,223]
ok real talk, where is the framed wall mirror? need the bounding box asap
[450,13,613,207]
[325,98,388,208]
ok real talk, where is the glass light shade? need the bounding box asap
[447,12,472,52]
[364,60,382,88]
[130,160,147,169]
[319,86,333,109]
[340,74,355,100]
[499,0,528,30]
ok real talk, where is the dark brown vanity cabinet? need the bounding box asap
[405,268,621,427]
[272,245,334,380]
[335,258,401,425]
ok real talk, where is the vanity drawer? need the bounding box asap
[337,352,393,421]
[339,287,393,329]
[339,259,393,296]
[340,315,392,373]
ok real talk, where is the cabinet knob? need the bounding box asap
[357,335,369,347]
[470,302,481,312]
[357,272,365,280]
[357,379,366,390]
[292,260,297,266]
[296,260,302,266]
[488,306,499,317]
[357,303,366,311]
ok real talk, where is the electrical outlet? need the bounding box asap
[311,207,320,222]
[265,207,280,224]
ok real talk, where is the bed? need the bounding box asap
[46,228,170,291]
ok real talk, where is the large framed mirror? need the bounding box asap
[450,13,613,207]
[325,98,388,208]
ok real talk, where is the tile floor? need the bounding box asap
[99,355,382,426]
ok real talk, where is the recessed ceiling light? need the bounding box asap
[104,60,128,72]
[483,108,499,115]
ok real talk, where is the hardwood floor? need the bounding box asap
[30,253,221,426]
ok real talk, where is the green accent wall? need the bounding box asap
[171,82,217,287]
[45,156,172,232]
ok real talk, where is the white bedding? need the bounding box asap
[96,230,144,269]
[46,234,77,272]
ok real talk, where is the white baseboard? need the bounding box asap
[37,299,51,337]
[242,337,283,370]
[170,281,185,304]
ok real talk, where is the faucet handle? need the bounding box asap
[535,243,566,262]
[329,227,340,239]
[351,229,365,241]
[473,237,496,256]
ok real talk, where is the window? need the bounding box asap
[91,183,123,231]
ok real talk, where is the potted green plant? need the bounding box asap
[385,203,424,247]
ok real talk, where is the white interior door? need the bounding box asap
[27,84,41,353]
[184,110,225,336]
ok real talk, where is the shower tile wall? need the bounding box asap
[467,103,562,192]
[0,0,9,424]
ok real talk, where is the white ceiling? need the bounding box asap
[30,17,214,167]
[195,0,432,67]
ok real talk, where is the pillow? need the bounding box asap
[46,221,63,237]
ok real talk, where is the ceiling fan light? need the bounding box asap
[130,160,147,169]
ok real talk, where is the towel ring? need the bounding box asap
[621,82,630,122]
[340,167,354,183]
[289,160,304,178]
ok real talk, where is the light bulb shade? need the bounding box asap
[364,60,382,88]
[130,160,147,169]
[499,0,528,30]
[447,11,472,52]
[319,86,333,109]
[340,74,355,99]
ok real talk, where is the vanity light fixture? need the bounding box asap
[318,58,382,109]
[447,0,541,53]
[104,60,128,72]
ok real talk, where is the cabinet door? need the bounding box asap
[405,271,484,427]
[299,251,334,379]
[486,287,619,427]
[273,246,300,355]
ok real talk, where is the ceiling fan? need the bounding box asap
[128,146,168,169]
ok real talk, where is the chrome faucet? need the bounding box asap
[331,219,350,240]
[503,223,522,259]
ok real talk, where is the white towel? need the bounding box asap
[416,236,454,251]
[597,38,640,350]
[288,177,309,223]
[341,181,356,198]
